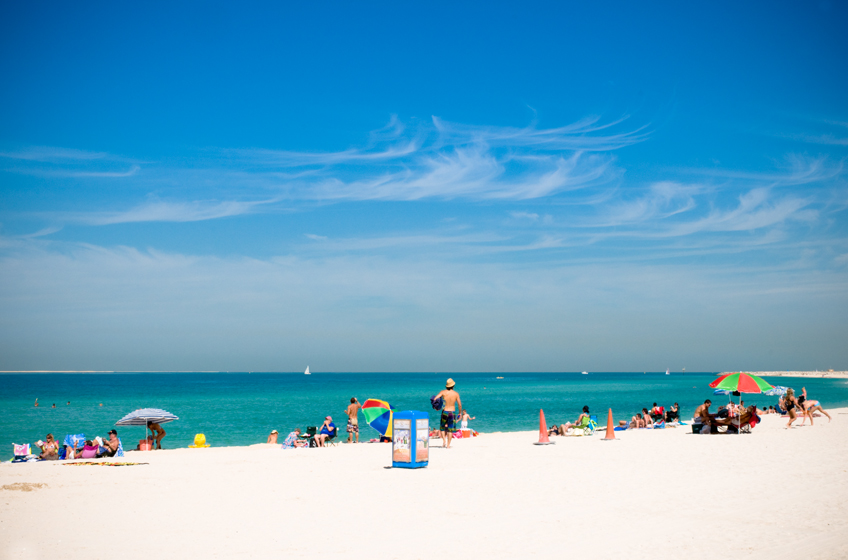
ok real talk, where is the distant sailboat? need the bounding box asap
[665,368,670,375]
[581,371,588,375]
[304,366,311,375]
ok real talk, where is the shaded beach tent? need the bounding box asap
[709,373,773,434]
[361,399,396,438]
[116,408,179,448]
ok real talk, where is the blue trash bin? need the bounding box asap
[392,411,429,469]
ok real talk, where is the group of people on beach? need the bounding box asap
[30,419,167,461]
[777,387,832,427]
[692,385,830,433]
[265,379,471,451]
[32,429,122,461]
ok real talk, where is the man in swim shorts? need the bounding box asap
[433,378,462,449]
[345,397,361,443]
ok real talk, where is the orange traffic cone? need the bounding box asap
[601,408,617,441]
[533,409,555,445]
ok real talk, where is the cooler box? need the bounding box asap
[392,410,429,469]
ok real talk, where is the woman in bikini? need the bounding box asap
[798,387,832,425]
[784,388,801,428]
[38,434,59,460]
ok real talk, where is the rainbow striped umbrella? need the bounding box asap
[361,398,396,438]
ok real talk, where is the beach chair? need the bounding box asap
[325,428,339,447]
[566,416,594,437]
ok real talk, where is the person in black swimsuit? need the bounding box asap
[784,388,800,428]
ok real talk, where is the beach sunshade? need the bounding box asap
[115,408,179,426]
[361,398,396,438]
[709,373,773,394]
[764,385,789,397]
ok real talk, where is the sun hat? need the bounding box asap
[446,378,455,388]
[270,430,278,434]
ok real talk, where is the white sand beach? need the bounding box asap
[2,410,847,560]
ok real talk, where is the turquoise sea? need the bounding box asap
[3,372,848,459]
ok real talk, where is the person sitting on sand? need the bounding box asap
[665,403,680,422]
[641,408,653,427]
[147,421,166,449]
[281,429,307,449]
[561,406,591,433]
[314,417,337,447]
[693,400,715,432]
[629,413,645,429]
[267,430,278,444]
[38,434,59,460]
[102,429,120,457]
[78,440,99,459]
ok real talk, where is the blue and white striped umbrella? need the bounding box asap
[116,408,179,426]
[764,385,788,397]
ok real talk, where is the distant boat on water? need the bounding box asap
[581,371,588,375]
[304,366,311,375]
[665,369,670,375]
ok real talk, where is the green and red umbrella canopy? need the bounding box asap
[709,372,773,394]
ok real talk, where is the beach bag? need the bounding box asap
[13,444,30,457]
[430,396,444,411]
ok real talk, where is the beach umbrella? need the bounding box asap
[116,408,179,448]
[709,373,773,434]
[764,385,788,397]
[361,399,396,438]
[710,372,773,394]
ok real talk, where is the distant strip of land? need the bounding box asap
[740,371,848,379]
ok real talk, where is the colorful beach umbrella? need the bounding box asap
[361,398,396,438]
[709,373,772,435]
[709,372,773,394]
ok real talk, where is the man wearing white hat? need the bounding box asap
[434,378,462,449]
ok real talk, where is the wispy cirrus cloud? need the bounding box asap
[69,198,277,226]
[225,115,642,201]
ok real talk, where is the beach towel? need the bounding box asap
[115,438,125,458]
[13,444,30,457]
[64,462,147,467]
[63,434,85,449]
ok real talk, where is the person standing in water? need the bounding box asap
[434,378,462,449]
[345,397,361,443]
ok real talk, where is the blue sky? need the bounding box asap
[1,1,846,372]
